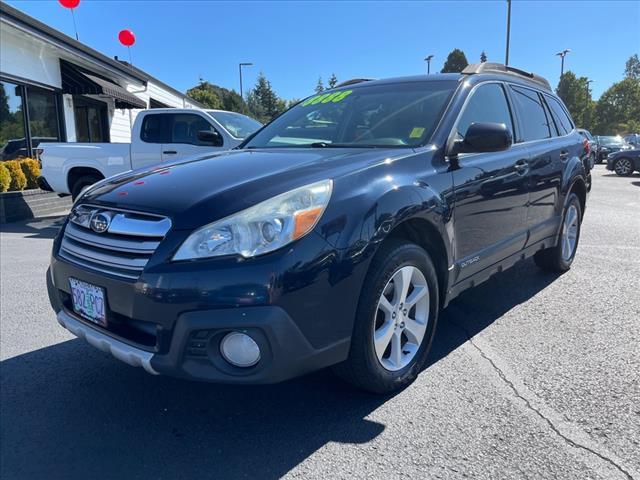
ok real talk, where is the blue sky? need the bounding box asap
[5,0,639,100]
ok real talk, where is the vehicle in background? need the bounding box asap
[623,133,640,148]
[1,136,57,161]
[593,135,633,164]
[606,148,640,176]
[38,108,262,198]
[577,128,596,169]
[47,63,591,393]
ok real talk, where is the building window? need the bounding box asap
[149,98,171,109]
[73,96,109,142]
[0,80,27,160]
[0,79,63,159]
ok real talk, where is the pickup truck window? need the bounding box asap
[456,83,514,139]
[141,114,164,143]
[509,86,552,142]
[207,111,261,139]
[244,81,456,148]
[167,114,220,146]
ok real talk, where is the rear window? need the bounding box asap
[545,95,574,135]
[244,81,456,149]
[509,86,552,142]
[140,114,164,143]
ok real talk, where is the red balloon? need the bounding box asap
[59,0,80,8]
[118,29,135,47]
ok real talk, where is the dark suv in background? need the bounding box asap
[47,63,590,393]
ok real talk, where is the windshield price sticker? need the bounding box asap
[301,90,353,106]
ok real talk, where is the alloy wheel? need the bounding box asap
[615,158,633,176]
[561,205,579,261]
[374,266,429,371]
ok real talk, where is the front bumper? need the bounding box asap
[606,155,617,171]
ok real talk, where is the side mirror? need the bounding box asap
[197,129,223,147]
[453,122,513,155]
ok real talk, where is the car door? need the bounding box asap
[507,86,565,246]
[131,112,164,170]
[162,113,225,162]
[450,82,530,281]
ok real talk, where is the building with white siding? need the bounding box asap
[0,2,201,159]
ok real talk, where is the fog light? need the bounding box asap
[220,332,261,367]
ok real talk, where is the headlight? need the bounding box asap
[173,179,333,260]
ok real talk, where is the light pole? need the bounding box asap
[586,79,594,97]
[238,62,253,99]
[505,0,511,65]
[556,49,571,79]
[425,54,434,74]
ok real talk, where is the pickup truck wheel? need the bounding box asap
[71,175,102,200]
[534,193,582,272]
[333,240,439,394]
[614,157,634,176]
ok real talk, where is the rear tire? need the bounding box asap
[71,175,102,201]
[333,239,439,394]
[614,157,634,177]
[534,193,582,272]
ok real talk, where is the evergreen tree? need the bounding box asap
[247,73,286,123]
[441,49,469,73]
[328,73,338,89]
[315,77,325,94]
[480,51,488,63]
[624,54,640,80]
[556,71,595,130]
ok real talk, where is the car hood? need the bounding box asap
[81,147,405,229]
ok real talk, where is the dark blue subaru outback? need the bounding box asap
[47,63,590,393]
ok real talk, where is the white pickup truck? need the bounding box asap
[39,108,262,198]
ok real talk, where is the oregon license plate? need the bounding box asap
[69,278,107,326]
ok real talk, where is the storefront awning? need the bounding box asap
[60,60,146,109]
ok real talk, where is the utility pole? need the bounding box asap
[239,62,253,99]
[425,55,434,74]
[556,49,571,79]
[505,0,511,65]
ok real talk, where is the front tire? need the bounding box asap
[71,174,102,201]
[614,157,634,176]
[534,193,582,272]
[333,240,439,394]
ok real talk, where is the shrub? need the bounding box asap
[19,158,41,189]
[0,163,10,192]
[4,160,27,191]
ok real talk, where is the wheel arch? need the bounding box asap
[67,166,105,193]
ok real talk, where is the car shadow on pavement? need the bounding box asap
[0,215,65,239]
[0,260,560,480]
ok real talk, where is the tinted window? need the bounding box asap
[0,81,26,160]
[545,95,574,135]
[140,114,165,143]
[244,81,456,148]
[167,114,219,146]
[509,86,551,142]
[456,83,514,139]
[26,87,61,142]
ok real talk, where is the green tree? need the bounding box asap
[247,73,286,123]
[624,54,640,80]
[328,73,338,89]
[594,77,640,134]
[441,49,469,73]
[480,51,487,63]
[315,77,325,94]
[186,82,222,109]
[556,71,594,130]
[186,81,249,114]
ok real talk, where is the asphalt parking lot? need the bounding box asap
[1,166,638,480]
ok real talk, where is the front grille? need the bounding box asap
[59,205,171,280]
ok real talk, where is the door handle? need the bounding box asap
[559,150,569,160]
[514,159,528,175]
[163,150,177,155]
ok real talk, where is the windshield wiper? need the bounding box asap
[309,142,331,148]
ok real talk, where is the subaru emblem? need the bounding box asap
[90,212,111,233]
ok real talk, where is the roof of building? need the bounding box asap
[0,1,199,103]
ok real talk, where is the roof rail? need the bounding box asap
[462,62,552,91]
[334,78,375,88]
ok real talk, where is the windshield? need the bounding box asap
[207,111,262,139]
[599,136,624,145]
[243,81,456,149]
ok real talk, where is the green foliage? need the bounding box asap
[480,51,487,63]
[315,77,325,94]
[441,49,469,73]
[246,73,286,123]
[556,71,594,130]
[4,160,26,191]
[19,158,40,189]
[0,163,10,192]
[624,54,640,80]
[186,81,249,114]
[593,77,640,135]
[328,73,338,89]
[186,83,222,109]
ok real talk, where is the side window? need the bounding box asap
[140,114,165,143]
[509,86,552,142]
[456,83,514,139]
[545,95,574,136]
[167,114,220,146]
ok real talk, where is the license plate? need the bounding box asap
[69,278,107,326]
